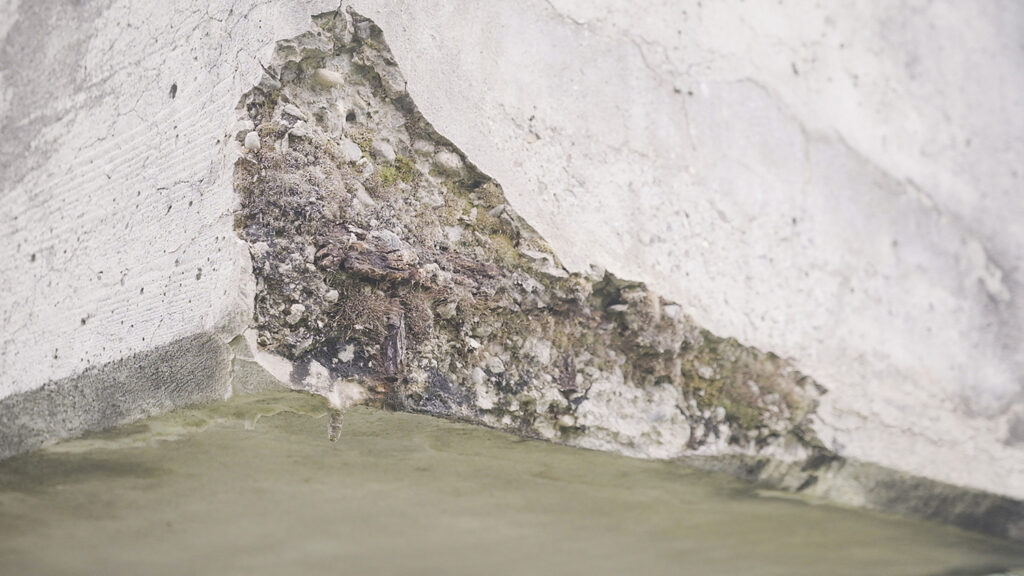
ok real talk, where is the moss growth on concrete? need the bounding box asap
[377,156,417,186]
[232,7,827,459]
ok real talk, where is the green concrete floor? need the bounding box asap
[0,391,1021,575]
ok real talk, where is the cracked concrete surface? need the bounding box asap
[1,0,1023,507]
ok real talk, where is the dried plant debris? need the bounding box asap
[233,9,828,461]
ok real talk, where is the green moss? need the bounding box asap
[685,372,761,430]
[378,156,418,187]
[720,399,763,430]
[394,156,417,181]
[378,164,401,186]
[486,232,526,270]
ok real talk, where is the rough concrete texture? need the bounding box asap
[0,333,231,458]
[0,0,339,443]
[0,0,337,397]
[1,0,1023,503]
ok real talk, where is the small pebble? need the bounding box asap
[520,248,552,262]
[339,138,363,163]
[443,226,463,243]
[356,157,374,177]
[354,20,373,40]
[434,150,463,171]
[485,356,505,374]
[472,323,494,338]
[283,103,307,121]
[243,131,261,152]
[286,303,306,325]
[350,182,376,207]
[337,344,355,363]
[313,68,344,88]
[412,140,434,154]
[470,366,486,387]
[372,140,396,162]
[289,120,310,138]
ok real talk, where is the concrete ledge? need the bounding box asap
[0,333,232,459]
[687,454,1024,543]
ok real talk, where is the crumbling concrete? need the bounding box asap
[234,11,825,463]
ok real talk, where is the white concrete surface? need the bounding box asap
[351,0,1024,499]
[1,0,1022,498]
[0,0,334,397]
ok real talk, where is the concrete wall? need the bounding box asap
[0,0,336,446]
[2,0,1022,499]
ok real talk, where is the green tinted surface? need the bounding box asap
[0,392,1020,576]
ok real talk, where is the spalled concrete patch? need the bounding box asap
[233,9,827,463]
